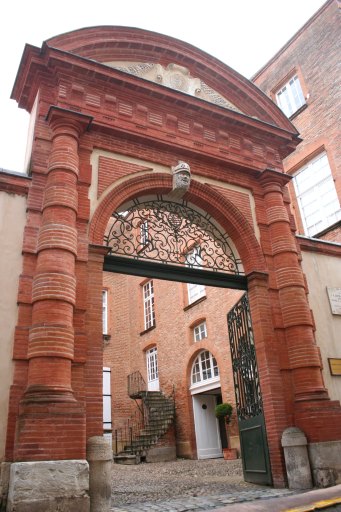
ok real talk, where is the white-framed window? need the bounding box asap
[293,152,341,236]
[103,367,112,431]
[102,289,108,335]
[146,346,159,389]
[276,74,305,117]
[194,321,207,342]
[186,246,206,304]
[140,220,149,246]
[191,350,219,385]
[143,280,155,330]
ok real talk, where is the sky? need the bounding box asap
[0,0,327,173]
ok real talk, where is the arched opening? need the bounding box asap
[96,187,272,484]
[190,349,223,460]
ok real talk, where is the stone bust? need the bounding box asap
[171,161,191,197]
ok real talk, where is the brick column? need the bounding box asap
[247,271,288,487]
[14,108,92,461]
[260,170,327,404]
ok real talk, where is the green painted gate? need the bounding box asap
[227,293,272,485]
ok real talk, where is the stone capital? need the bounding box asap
[258,167,292,193]
[46,106,93,137]
[246,270,269,288]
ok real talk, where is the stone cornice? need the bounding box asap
[44,26,298,132]
[258,168,292,189]
[297,235,341,258]
[12,38,300,142]
[46,106,93,133]
[0,170,31,196]
[11,39,302,174]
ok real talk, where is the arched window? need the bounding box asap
[191,350,219,385]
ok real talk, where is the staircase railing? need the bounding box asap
[128,370,147,398]
[113,379,176,458]
[113,408,145,455]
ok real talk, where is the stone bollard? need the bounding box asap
[87,436,113,512]
[281,427,313,490]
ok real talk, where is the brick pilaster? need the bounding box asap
[259,169,341,442]
[13,108,92,461]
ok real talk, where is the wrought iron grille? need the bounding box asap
[228,294,263,420]
[104,198,242,274]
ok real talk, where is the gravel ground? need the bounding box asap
[111,458,259,506]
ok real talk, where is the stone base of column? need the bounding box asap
[281,427,313,490]
[0,462,11,510]
[308,440,341,487]
[6,460,90,512]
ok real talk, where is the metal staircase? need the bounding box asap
[113,372,175,464]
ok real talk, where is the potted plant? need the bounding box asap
[215,402,238,460]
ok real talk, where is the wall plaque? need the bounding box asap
[326,287,341,315]
[328,358,341,376]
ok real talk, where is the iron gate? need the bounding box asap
[227,293,272,485]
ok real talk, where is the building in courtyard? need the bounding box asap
[0,2,340,509]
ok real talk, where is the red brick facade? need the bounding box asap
[3,22,341,488]
[253,0,341,243]
[103,272,243,458]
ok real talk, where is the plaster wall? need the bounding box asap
[0,191,26,461]
[301,250,341,403]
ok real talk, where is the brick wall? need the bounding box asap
[253,0,341,243]
[103,271,242,458]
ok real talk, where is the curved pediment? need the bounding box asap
[104,61,242,113]
[45,26,297,132]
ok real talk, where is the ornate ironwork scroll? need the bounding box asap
[228,294,263,420]
[104,198,242,274]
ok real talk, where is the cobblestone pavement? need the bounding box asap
[111,458,297,511]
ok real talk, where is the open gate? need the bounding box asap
[228,293,272,485]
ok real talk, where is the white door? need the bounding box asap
[146,347,159,391]
[193,394,222,459]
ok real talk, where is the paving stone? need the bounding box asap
[110,458,297,512]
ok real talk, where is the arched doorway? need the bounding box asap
[190,350,222,460]
[97,191,272,484]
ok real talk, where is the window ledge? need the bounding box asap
[140,324,156,336]
[289,102,307,120]
[103,334,111,343]
[184,295,207,311]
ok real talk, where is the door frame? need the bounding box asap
[192,393,222,459]
[146,346,160,391]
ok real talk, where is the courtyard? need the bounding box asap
[110,458,297,511]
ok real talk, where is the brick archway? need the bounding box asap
[4,23,341,509]
[88,175,286,486]
[89,173,266,276]
[88,171,341,486]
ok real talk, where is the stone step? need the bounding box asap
[123,389,175,458]
[114,453,140,465]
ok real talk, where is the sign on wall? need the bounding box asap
[328,359,341,376]
[326,287,341,315]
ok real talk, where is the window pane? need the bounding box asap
[147,347,158,382]
[188,283,206,303]
[102,290,108,335]
[276,74,305,117]
[191,350,220,385]
[194,321,207,342]
[143,281,155,329]
[294,152,340,236]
